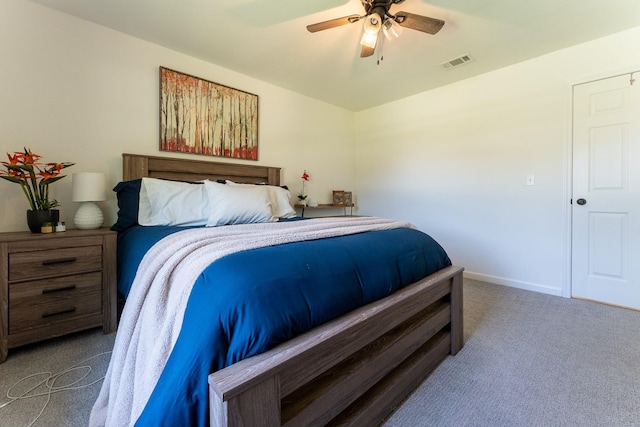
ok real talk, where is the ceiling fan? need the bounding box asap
[306,0,445,58]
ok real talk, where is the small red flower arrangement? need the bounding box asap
[0,148,74,210]
[298,170,310,202]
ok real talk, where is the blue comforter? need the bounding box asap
[115,223,451,426]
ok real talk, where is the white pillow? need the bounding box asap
[138,177,210,226]
[204,180,276,226]
[225,180,296,219]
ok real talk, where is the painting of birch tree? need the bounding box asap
[160,67,258,160]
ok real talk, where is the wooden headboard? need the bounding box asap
[122,153,281,185]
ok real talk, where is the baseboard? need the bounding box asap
[463,271,562,297]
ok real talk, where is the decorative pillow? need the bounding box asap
[225,180,296,219]
[111,179,142,231]
[138,177,210,226]
[204,180,276,226]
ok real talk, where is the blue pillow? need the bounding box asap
[111,179,142,231]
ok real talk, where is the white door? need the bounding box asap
[572,74,640,310]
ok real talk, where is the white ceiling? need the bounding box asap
[30,0,640,111]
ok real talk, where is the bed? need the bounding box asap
[93,153,464,427]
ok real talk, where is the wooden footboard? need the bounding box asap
[208,265,464,426]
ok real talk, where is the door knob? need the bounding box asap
[576,198,587,205]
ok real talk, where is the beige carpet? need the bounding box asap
[0,329,115,427]
[383,279,640,426]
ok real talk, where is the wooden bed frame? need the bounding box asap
[121,153,464,426]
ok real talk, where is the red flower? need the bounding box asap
[22,149,41,165]
[4,152,21,166]
[39,163,67,181]
[298,170,310,201]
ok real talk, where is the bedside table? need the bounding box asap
[0,228,116,363]
[294,203,355,218]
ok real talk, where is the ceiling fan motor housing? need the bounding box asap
[364,0,396,17]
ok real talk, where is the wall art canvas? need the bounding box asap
[160,67,259,160]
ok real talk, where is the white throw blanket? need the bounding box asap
[89,216,412,427]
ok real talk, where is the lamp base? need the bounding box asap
[74,201,104,230]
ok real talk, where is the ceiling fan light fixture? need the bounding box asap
[382,17,403,40]
[360,12,382,48]
[363,13,382,33]
[360,31,378,48]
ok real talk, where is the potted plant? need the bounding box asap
[0,148,74,232]
[298,170,309,206]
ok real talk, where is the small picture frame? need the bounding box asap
[344,191,353,206]
[332,190,346,206]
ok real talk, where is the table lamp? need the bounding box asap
[72,172,107,229]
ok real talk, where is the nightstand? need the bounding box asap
[294,203,355,218]
[0,228,116,363]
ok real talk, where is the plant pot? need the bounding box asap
[26,209,60,233]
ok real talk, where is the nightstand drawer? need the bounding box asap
[8,245,102,281]
[9,271,102,334]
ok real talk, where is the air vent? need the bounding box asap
[440,54,474,70]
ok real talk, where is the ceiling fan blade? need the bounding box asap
[307,15,362,33]
[360,43,376,58]
[394,12,445,34]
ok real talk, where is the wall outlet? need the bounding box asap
[526,175,535,186]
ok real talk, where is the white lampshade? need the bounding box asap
[72,172,107,229]
[72,172,107,202]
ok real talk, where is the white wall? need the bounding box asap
[0,0,354,232]
[355,26,640,296]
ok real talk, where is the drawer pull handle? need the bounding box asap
[42,285,76,294]
[42,307,76,318]
[42,257,77,266]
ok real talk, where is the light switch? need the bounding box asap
[526,175,535,186]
